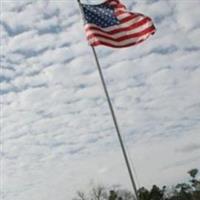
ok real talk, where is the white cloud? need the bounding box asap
[1,0,200,200]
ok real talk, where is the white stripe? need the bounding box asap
[109,0,118,5]
[85,16,146,32]
[88,32,153,46]
[86,21,153,39]
[115,7,126,12]
[117,12,131,20]
[109,0,125,7]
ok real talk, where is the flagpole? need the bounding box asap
[91,48,140,200]
[76,1,139,200]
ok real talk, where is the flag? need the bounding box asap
[81,0,156,48]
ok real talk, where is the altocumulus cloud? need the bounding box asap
[1,0,200,200]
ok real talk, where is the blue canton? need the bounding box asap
[82,3,120,28]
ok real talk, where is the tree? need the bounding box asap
[116,189,135,200]
[92,186,107,200]
[188,169,198,179]
[188,169,200,200]
[149,185,164,200]
[73,191,87,200]
[138,187,150,200]
[73,186,107,200]
[188,169,200,190]
[73,168,200,200]
[175,183,192,200]
[108,190,118,200]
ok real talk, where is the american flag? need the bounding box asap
[81,0,156,48]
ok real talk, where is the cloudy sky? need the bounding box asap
[1,0,200,199]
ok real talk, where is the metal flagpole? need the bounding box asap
[90,48,140,200]
[76,1,139,200]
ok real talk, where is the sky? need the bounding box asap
[1,0,200,199]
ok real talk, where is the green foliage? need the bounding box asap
[73,168,200,200]
[138,187,150,200]
[188,169,198,179]
[108,190,118,200]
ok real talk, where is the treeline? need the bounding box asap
[73,168,200,200]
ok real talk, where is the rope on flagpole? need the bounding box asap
[76,1,140,200]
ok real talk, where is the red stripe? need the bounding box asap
[90,29,156,48]
[90,38,147,48]
[119,14,142,23]
[106,0,126,9]
[115,4,126,9]
[87,25,155,42]
[115,10,124,16]
[85,17,152,35]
